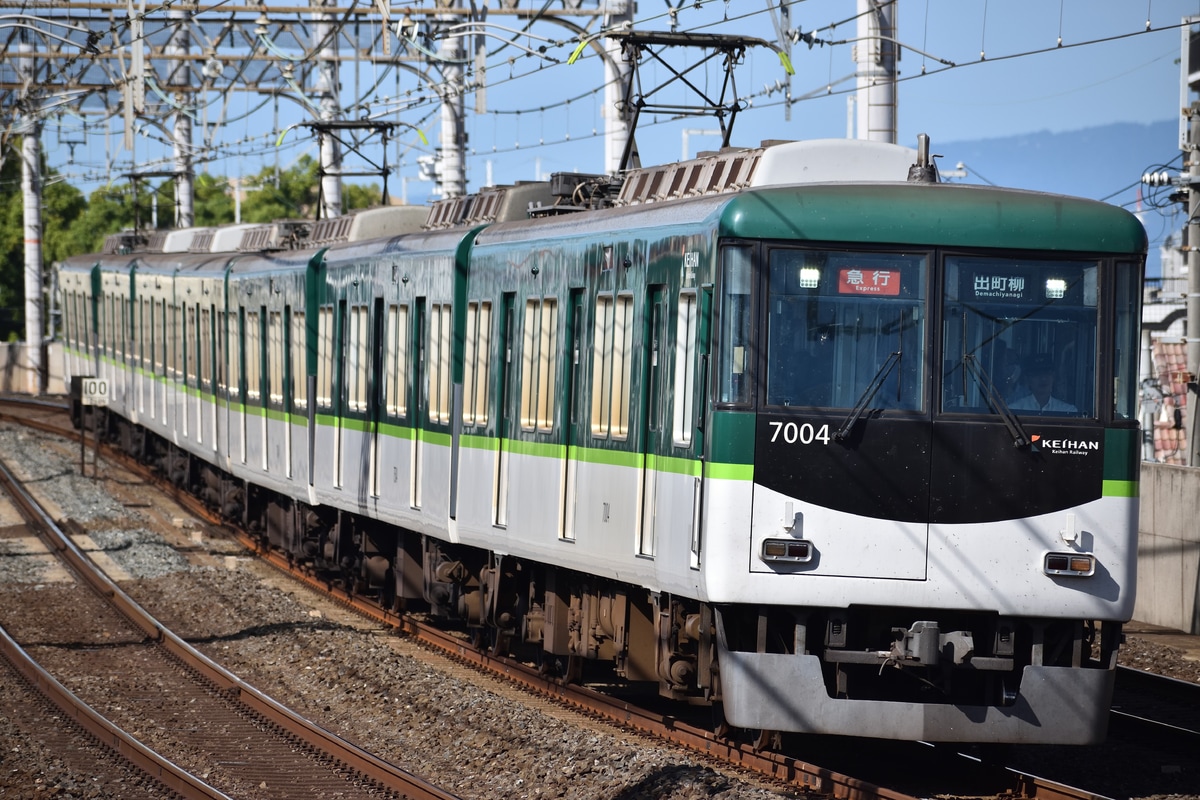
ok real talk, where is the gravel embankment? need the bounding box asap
[1,422,1197,799]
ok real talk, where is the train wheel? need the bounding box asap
[753,729,781,752]
[710,703,730,739]
[563,655,584,685]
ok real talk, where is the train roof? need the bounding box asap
[718,182,1148,255]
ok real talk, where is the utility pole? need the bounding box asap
[167,5,194,227]
[314,0,343,218]
[436,0,467,198]
[1189,106,1200,466]
[603,0,635,174]
[855,0,897,143]
[18,36,43,395]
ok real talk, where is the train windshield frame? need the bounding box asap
[941,255,1099,419]
[762,247,927,411]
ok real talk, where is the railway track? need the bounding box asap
[2,395,1197,799]
[1111,666,1200,750]
[0,422,461,800]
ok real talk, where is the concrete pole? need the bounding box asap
[855,0,897,143]
[437,2,467,198]
[168,6,194,227]
[603,0,634,174]
[1188,107,1200,466]
[21,127,43,395]
[18,39,43,395]
[313,0,343,217]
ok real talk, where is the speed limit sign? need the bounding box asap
[81,377,109,407]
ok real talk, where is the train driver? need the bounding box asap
[1009,354,1077,414]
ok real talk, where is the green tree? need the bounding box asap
[240,156,383,222]
[193,172,235,226]
[0,142,88,340]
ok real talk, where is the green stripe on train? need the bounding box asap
[1102,480,1138,498]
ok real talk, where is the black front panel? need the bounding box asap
[929,420,1104,524]
[755,414,1103,525]
[754,413,932,523]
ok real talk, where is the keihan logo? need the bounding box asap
[1029,434,1099,455]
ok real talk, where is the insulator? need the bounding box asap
[1141,170,1174,187]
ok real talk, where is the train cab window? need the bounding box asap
[717,247,753,406]
[463,301,492,427]
[765,249,926,411]
[941,257,1097,418]
[384,304,409,417]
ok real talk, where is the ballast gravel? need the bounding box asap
[0,420,1197,800]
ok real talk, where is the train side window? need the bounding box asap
[106,295,115,358]
[672,291,698,446]
[1111,262,1142,421]
[158,301,168,378]
[291,310,307,411]
[384,304,408,417]
[186,305,198,385]
[141,299,151,372]
[246,310,262,403]
[464,301,492,427]
[317,306,335,408]
[520,297,557,432]
[591,293,634,439]
[201,306,213,390]
[269,310,285,406]
[347,305,369,413]
[227,310,241,399]
[172,304,183,380]
[717,247,753,406]
[428,303,452,424]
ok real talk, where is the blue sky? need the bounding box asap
[47,0,1200,211]
[453,0,1200,188]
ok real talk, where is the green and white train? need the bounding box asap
[57,137,1146,743]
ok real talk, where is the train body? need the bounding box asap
[56,138,1146,744]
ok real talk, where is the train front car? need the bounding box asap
[708,149,1146,743]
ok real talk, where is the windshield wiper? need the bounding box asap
[962,353,1031,447]
[834,350,902,442]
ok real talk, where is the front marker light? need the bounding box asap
[1044,552,1096,577]
[762,539,813,563]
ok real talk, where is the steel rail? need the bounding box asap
[0,417,462,800]
[0,460,234,800]
[0,397,1127,800]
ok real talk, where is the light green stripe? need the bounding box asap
[707,461,754,481]
[572,446,644,469]
[646,453,703,478]
[461,433,499,452]
[379,421,416,440]
[1102,480,1138,498]
[421,429,452,447]
[503,439,567,459]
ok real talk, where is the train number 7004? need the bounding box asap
[767,421,831,445]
